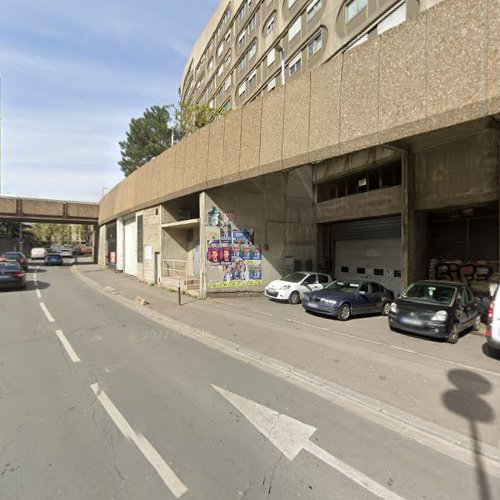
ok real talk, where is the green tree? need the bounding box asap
[118,105,173,177]
[174,100,226,140]
[31,224,72,245]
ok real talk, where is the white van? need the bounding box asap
[486,285,500,357]
[30,247,48,259]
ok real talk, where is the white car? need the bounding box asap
[30,247,47,259]
[265,271,333,304]
[486,285,500,357]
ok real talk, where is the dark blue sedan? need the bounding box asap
[302,279,394,321]
[45,253,63,266]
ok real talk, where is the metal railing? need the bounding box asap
[162,259,188,283]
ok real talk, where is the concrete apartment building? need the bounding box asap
[98,0,500,300]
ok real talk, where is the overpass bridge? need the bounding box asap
[0,195,100,261]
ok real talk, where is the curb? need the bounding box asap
[71,265,500,477]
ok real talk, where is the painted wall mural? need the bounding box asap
[206,207,262,288]
[429,258,499,294]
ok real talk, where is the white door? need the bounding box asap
[335,238,402,294]
[123,218,137,276]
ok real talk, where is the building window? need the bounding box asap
[217,64,224,78]
[217,42,224,57]
[238,55,247,72]
[209,98,215,108]
[341,266,349,273]
[224,52,231,69]
[225,31,231,45]
[238,30,246,48]
[208,58,214,71]
[267,78,276,92]
[288,0,297,8]
[267,49,276,67]
[137,215,143,264]
[266,15,275,36]
[306,0,322,21]
[288,17,301,41]
[208,39,214,52]
[248,69,257,87]
[224,76,231,91]
[248,43,256,60]
[308,32,322,58]
[346,0,367,23]
[224,100,232,112]
[289,53,302,75]
[238,81,246,97]
[237,4,246,23]
[247,14,256,33]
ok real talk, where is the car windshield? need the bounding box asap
[325,281,360,293]
[0,262,21,271]
[401,283,456,306]
[3,252,21,259]
[281,273,307,283]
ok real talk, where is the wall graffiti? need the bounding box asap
[206,206,262,289]
[429,258,499,294]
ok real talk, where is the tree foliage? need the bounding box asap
[31,224,73,244]
[118,105,173,177]
[174,101,226,140]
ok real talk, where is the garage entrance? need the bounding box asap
[123,216,137,276]
[320,216,402,294]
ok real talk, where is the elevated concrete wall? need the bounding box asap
[100,0,500,225]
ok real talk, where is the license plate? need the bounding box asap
[401,317,423,326]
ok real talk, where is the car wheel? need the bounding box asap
[288,291,300,305]
[473,315,481,331]
[447,323,460,344]
[382,302,391,316]
[338,304,351,321]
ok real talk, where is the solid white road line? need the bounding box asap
[36,289,42,299]
[39,302,55,323]
[55,330,81,363]
[90,383,188,498]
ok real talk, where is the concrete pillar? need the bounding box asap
[93,223,99,264]
[401,149,415,289]
[199,191,207,299]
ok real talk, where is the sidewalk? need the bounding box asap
[73,264,500,455]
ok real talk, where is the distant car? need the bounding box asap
[0,261,26,290]
[45,253,63,266]
[486,285,500,357]
[60,248,74,258]
[2,251,29,271]
[388,280,481,344]
[30,247,48,260]
[265,272,332,304]
[302,279,394,320]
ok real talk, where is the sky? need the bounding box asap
[0,0,219,202]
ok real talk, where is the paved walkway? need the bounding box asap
[74,264,500,452]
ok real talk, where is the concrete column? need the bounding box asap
[199,191,207,299]
[93,223,100,264]
[401,149,414,289]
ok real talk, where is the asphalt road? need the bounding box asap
[1,262,499,499]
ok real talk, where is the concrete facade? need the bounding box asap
[99,0,500,299]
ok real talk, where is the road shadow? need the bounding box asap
[442,369,494,500]
[26,280,50,290]
[27,267,46,273]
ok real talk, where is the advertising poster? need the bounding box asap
[206,206,263,289]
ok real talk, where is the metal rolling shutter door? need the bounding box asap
[331,217,402,294]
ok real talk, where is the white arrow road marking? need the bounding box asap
[91,383,188,498]
[40,302,55,323]
[55,330,81,363]
[213,385,405,500]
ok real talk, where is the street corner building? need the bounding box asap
[98,0,500,300]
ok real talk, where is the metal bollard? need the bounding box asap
[178,277,181,306]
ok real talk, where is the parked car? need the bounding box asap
[265,272,332,304]
[30,247,48,260]
[485,285,500,357]
[60,248,74,258]
[2,251,29,271]
[0,261,26,290]
[388,280,481,344]
[45,253,64,266]
[302,279,394,320]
